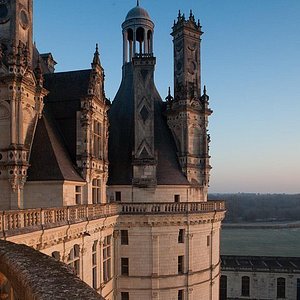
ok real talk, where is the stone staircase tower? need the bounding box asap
[0,0,47,209]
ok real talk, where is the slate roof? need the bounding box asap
[43,70,91,163]
[108,63,189,186]
[221,255,300,273]
[28,69,92,182]
[28,112,84,182]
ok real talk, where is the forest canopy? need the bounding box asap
[209,193,300,223]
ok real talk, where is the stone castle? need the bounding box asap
[0,1,225,299]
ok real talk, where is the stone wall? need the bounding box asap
[0,240,104,300]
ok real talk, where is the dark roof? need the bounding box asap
[44,70,91,102]
[221,255,300,273]
[43,70,91,163]
[28,111,84,182]
[108,63,189,186]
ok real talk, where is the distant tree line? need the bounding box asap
[209,193,300,223]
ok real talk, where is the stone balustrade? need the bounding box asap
[0,201,225,237]
[121,201,225,214]
[0,203,119,237]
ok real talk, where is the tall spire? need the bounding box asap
[92,43,101,66]
[137,0,140,6]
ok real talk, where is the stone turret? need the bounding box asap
[0,0,48,209]
[167,10,212,200]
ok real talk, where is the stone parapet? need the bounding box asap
[0,201,225,237]
[0,240,104,300]
[121,201,225,214]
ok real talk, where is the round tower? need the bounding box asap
[109,3,225,300]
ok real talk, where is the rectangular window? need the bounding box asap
[92,241,98,289]
[241,276,250,297]
[121,292,129,300]
[178,229,185,243]
[115,191,121,202]
[121,230,129,245]
[178,255,184,274]
[277,277,286,298]
[207,235,210,247]
[103,235,112,283]
[93,120,102,159]
[174,194,180,202]
[220,275,227,300]
[92,178,101,204]
[178,289,184,300]
[121,257,129,276]
[75,186,81,205]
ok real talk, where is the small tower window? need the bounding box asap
[121,230,129,245]
[207,235,210,247]
[121,257,129,276]
[174,195,180,202]
[178,229,185,243]
[178,289,184,300]
[121,292,129,300]
[178,255,184,274]
[115,191,122,202]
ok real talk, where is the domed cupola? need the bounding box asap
[122,1,154,65]
[125,5,151,21]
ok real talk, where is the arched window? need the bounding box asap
[147,30,152,53]
[136,27,145,54]
[68,244,80,276]
[220,275,227,300]
[277,277,286,298]
[241,276,250,297]
[127,28,134,61]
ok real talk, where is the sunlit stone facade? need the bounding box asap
[0,1,225,299]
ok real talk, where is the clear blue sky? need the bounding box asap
[34,0,300,194]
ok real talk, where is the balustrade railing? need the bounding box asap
[121,201,225,214]
[0,201,224,236]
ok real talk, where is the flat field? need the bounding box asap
[221,227,300,257]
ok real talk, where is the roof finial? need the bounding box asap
[178,10,181,20]
[137,0,140,6]
[165,86,174,103]
[92,43,101,66]
[203,85,207,95]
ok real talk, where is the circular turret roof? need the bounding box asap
[125,5,151,21]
